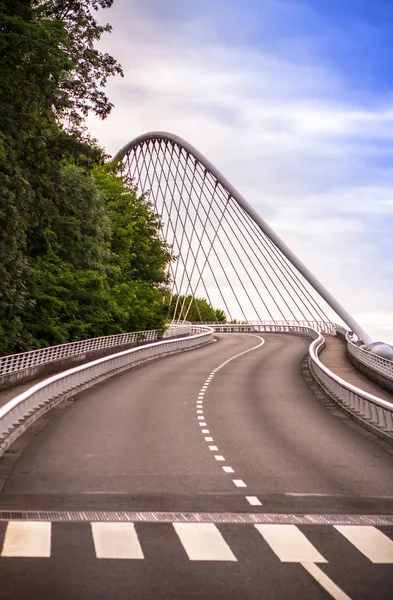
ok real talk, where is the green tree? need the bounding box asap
[22,164,173,348]
[0,0,66,352]
[0,2,172,354]
[93,164,173,332]
[169,295,227,323]
[32,0,123,128]
[214,308,227,323]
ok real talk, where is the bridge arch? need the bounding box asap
[113,132,371,344]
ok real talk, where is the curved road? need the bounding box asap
[0,333,392,599]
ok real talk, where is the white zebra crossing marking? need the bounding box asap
[335,526,393,564]
[301,562,352,600]
[255,524,327,563]
[1,521,51,558]
[0,518,391,573]
[91,523,144,559]
[173,523,237,561]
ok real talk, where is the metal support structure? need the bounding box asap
[114,132,372,344]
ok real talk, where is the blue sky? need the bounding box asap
[87,0,393,342]
[234,0,393,92]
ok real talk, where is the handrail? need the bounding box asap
[346,332,393,381]
[0,323,191,378]
[196,321,339,335]
[309,332,393,438]
[0,325,212,457]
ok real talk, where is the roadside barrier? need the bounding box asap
[0,325,212,458]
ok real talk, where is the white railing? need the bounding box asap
[309,333,393,437]
[198,321,339,335]
[0,324,212,457]
[346,333,393,381]
[163,322,192,338]
[0,323,191,378]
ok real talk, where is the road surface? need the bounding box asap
[0,333,392,599]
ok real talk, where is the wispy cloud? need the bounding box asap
[87,0,393,342]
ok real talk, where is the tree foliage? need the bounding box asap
[0,1,172,355]
[32,0,123,128]
[169,295,227,323]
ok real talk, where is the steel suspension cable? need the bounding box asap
[237,203,331,322]
[178,160,269,321]
[221,192,314,322]
[201,172,299,321]
[123,138,332,324]
[151,144,224,316]
[195,170,285,321]
[157,148,243,320]
[162,161,235,321]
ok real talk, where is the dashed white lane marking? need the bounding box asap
[91,523,144,559]
[233,479,247,488]
[301,562,352,600]
[255,524,326,563]
[246,496,262,506]
[173,523,237,561]
[195,334,265,505]
[335,525,393,563]
[1,521,51,557]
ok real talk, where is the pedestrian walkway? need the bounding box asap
[1,520,393,563]
[319,336,393,403]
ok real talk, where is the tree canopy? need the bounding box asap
[31,0,123,128]
[0,1,172,355]
[169,295,227,323]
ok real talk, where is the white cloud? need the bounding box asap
[87,1,393,343]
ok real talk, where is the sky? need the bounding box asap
[86,0,393,343]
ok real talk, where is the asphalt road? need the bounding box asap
[0,333,392,599]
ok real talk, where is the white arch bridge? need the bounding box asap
[0,133,392,600]
[115,131,374,345]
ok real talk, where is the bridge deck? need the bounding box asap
[320,336,393,403]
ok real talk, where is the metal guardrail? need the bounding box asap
[309,333,393,439]
[196,321,339,334]
[346,333,393,381]
[0,325,212,458]
[0,323,191,378]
